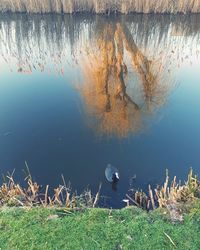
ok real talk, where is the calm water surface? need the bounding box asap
[0,14,200,207]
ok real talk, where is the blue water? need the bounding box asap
[0,14,200,207]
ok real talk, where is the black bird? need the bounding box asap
[105,164,120,183]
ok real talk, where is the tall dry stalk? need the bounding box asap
[0,169,101,208]
[126,168,200,217]
[0,0,200,13]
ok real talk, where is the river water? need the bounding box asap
[0,13,200,207]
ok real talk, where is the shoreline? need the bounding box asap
[0,169,199,212]
[0,10,200,15]
[0,1,200,15]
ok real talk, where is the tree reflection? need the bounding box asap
[79,20,170,138]
[0,14,200,138]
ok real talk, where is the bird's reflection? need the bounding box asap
[112,182,118,191]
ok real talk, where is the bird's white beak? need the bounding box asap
[115,172,119,179]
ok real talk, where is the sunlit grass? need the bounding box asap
[0,201,200,249]
[1,168,200,248]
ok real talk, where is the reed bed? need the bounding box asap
[1,167,199,215]
[0,168,101,208]
[126,169,200,222]
[0,0,200,14]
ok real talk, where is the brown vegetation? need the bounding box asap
[0,167,101,208]
[0,0,200,14]
[126,169,200,221]
[0,167,199,220]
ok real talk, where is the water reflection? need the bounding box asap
[0,13,200,208]
[79,19,173,137]
[0,14,200,138]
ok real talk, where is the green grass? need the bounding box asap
[0,202,200,250]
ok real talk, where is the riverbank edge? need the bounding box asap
[0,200,200,249]
[0,10,200,14]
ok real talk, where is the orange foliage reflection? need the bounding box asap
[79,22,170,138]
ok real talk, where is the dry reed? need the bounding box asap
[126,168,200,221]
[0,167,199,215]
[0,0,200,14]
[0,169,102,208]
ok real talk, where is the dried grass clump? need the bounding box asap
[0,169,101,208]
[0,0,199,14]
[155,169,200,207]
[126,168,200,217]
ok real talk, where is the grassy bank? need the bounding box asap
[0,0,200,14]
[0,169,200,249]
[0,201,200,249]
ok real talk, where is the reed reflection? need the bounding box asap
[0,14,200,138]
